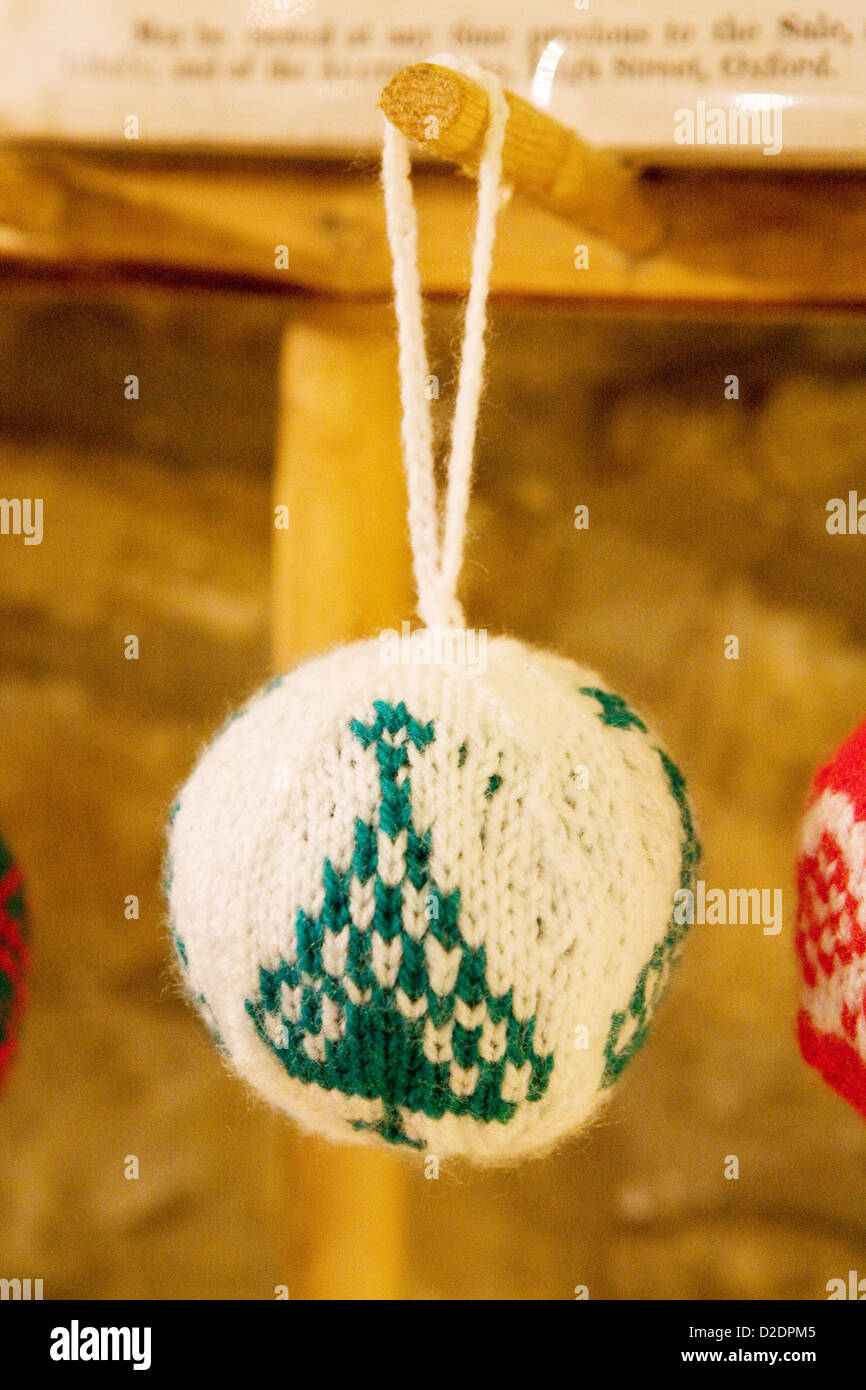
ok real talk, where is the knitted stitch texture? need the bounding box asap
[167,636,699,1162]
[0,833,29,1090]
[796,717,866,1119]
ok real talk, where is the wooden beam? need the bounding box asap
[2,148,866,307]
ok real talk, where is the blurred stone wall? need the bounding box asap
[1,288,865,1299]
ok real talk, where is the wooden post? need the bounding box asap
[272,301,414,1300]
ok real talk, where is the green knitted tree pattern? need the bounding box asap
[245,700,554,1148]
[577,687,701,1086]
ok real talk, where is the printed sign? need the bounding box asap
[0,1,864,161]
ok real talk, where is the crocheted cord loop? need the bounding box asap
[381,55,509,634]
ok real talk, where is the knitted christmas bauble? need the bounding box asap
[167,636,699,1162]
[0,833,28,1090]
[796,717,866,1119]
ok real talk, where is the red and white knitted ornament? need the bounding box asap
[0,832,29,1091]
[167,59,700,1162]
[796,718,866,1118]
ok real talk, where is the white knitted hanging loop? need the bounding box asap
[381,122,442,624]
[382,57,509,632]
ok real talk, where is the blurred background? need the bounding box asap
[1,288,866,1297]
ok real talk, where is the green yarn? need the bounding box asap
[245,701,553,1148]
[0,837,25,930]
[579,686,648,733]
[579,687,701,1087]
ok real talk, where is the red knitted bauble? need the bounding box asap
[0,834,28,1090]
[796,718,866,1119]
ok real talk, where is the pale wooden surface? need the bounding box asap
[272,304,414,1298]
[2,149,866,305]
[272,303,415,664]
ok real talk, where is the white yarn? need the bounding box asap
[382,56,509,631]
[798,787,866,1052]
[168,637,697,1163]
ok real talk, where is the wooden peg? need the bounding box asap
[379,61,664,257]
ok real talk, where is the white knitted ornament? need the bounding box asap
[167,60,700,1162]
